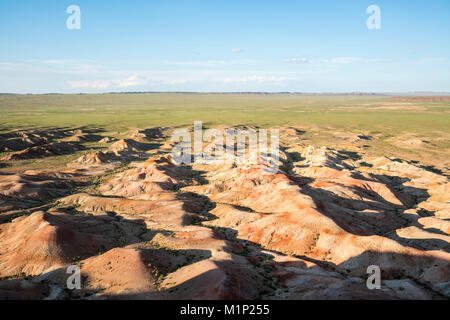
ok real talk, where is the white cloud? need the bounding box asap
[286,56,309,64]
[116,74,148,88]
[0,59,106,75]
[68,80,113,90]
[231,48,242,54]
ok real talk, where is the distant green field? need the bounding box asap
[0,94,449,172]
[0,94,449,134]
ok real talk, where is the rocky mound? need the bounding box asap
[99,137,115,144]
[0,171,76,211]
[71,151,118,166]
[64,133,102,143]
[0,211,112,276]
[0,131,48,153]
[0,125,448,300]
[99,155,197,197]
[0,129,83,153]
[129,127,170,141]
[59,191,205,229]
[110,139,144,154]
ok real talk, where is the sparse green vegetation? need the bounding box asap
[0,94,448,134]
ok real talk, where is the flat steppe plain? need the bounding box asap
[0,94,448,299]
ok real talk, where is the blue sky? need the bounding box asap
[0,0,449,93]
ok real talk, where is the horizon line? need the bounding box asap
[1,91,450,96]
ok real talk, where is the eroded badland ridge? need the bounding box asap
[0,121,448,300]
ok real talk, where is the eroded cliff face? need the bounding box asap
[0,127,448,300]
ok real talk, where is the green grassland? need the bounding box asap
[0,93,449,172]
[0,93,448,132]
